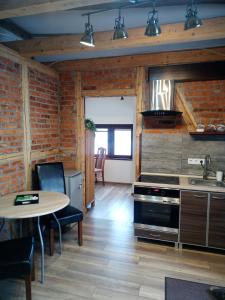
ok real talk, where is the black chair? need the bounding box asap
[35,162,83,256]
[0,236,35,300]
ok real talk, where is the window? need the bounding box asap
[95,124,133,160]
[95,128,108,154]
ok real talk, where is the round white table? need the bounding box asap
[0,191,70,283]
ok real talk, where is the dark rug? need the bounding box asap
[165,277,225,300]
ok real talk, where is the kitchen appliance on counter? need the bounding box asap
[133,174,180,245]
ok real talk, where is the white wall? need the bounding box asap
[85,96,136,183]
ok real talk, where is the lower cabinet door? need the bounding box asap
[180,190,208,246]
[208,193,225,249]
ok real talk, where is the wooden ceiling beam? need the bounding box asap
[0,0,119,20]
[4,17,225,58]
[0,20,32,40]
[53,46,225,71]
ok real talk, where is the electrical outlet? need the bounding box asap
[188,158,205,165]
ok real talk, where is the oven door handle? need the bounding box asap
[134,196,180,205]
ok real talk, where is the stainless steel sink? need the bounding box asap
[188,178,225,188]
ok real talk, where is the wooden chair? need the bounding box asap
[0,236,35,300]
[95,147,106,185]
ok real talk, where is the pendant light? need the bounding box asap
[145,1,161,37]
[184,0,202,30]
[80,14,95,47]
[113,8,128,40]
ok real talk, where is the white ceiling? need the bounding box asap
[3,2,225,62]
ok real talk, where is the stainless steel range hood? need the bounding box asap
[141,79,182,128]
[142,79,181,117]
[151,80,174,111]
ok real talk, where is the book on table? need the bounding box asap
[15,194,39,205]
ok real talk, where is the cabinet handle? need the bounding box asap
[149,234,160,238]
[193,195,207,198]
[212,196,225,200]
[78,184,82,189]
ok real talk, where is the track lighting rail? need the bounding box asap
[81,0,150,17]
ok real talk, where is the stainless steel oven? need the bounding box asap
[134,185,180,242]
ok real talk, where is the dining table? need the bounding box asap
[0,190,70,283]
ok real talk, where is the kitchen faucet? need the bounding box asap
[201,154,211,180]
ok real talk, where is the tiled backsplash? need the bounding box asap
[142,133,225,175]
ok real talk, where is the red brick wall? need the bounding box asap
[182,80,225,125]
[29,68,61,170]
[0,57,23,154]
[0,55,60,196]
[0,56,25,194]
[29,68,60,153]
[0,161,25,195]
[81,68,136,91]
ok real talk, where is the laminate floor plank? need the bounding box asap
[0,183,225,299]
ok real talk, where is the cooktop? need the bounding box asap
[139,174,180,185]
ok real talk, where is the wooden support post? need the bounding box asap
[135,67,146,180]
[74,72,86,212]
[22,64,32,190]
[176,84,198,132]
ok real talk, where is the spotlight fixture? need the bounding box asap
[80,14,95,47]
[113,8,128,40]
[145,2,161,37]
[184,0,202,30]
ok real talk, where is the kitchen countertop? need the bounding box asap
[133,172,225,193]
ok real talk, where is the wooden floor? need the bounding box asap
[1,183,225,299]
[88,183,133,223]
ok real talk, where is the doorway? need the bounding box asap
[85,96,136,184]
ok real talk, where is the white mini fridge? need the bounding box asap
[64,169,83,212]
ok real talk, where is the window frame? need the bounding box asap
[95,124,133,160]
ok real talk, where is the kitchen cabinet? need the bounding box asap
[64,170,83,212]
[180,190,208,246]
[208,193,225,249]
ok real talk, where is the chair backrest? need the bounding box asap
[95,147,106,170]
[0,236,34,279]
[35,162,66,194]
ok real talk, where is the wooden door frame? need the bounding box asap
[75,67,145,212]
